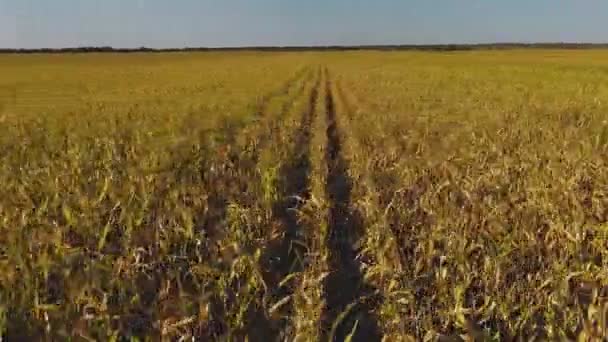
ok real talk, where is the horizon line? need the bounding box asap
[3,41,608,53]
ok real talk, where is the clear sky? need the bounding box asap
[1,0,607,48]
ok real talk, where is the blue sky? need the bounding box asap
[1,0,607,48]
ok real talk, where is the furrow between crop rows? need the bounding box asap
[195,67,318,340]
[255,67,322,340]
[333,79,413,340]
[321,69,381,342]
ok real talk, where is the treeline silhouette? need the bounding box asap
[2,43,608,53]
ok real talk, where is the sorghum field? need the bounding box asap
[0,50,607,341]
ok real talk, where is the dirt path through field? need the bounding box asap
[321,69,381,342]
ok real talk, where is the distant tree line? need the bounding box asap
[1,43,608,53]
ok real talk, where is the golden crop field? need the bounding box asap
[0,50,607,340]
